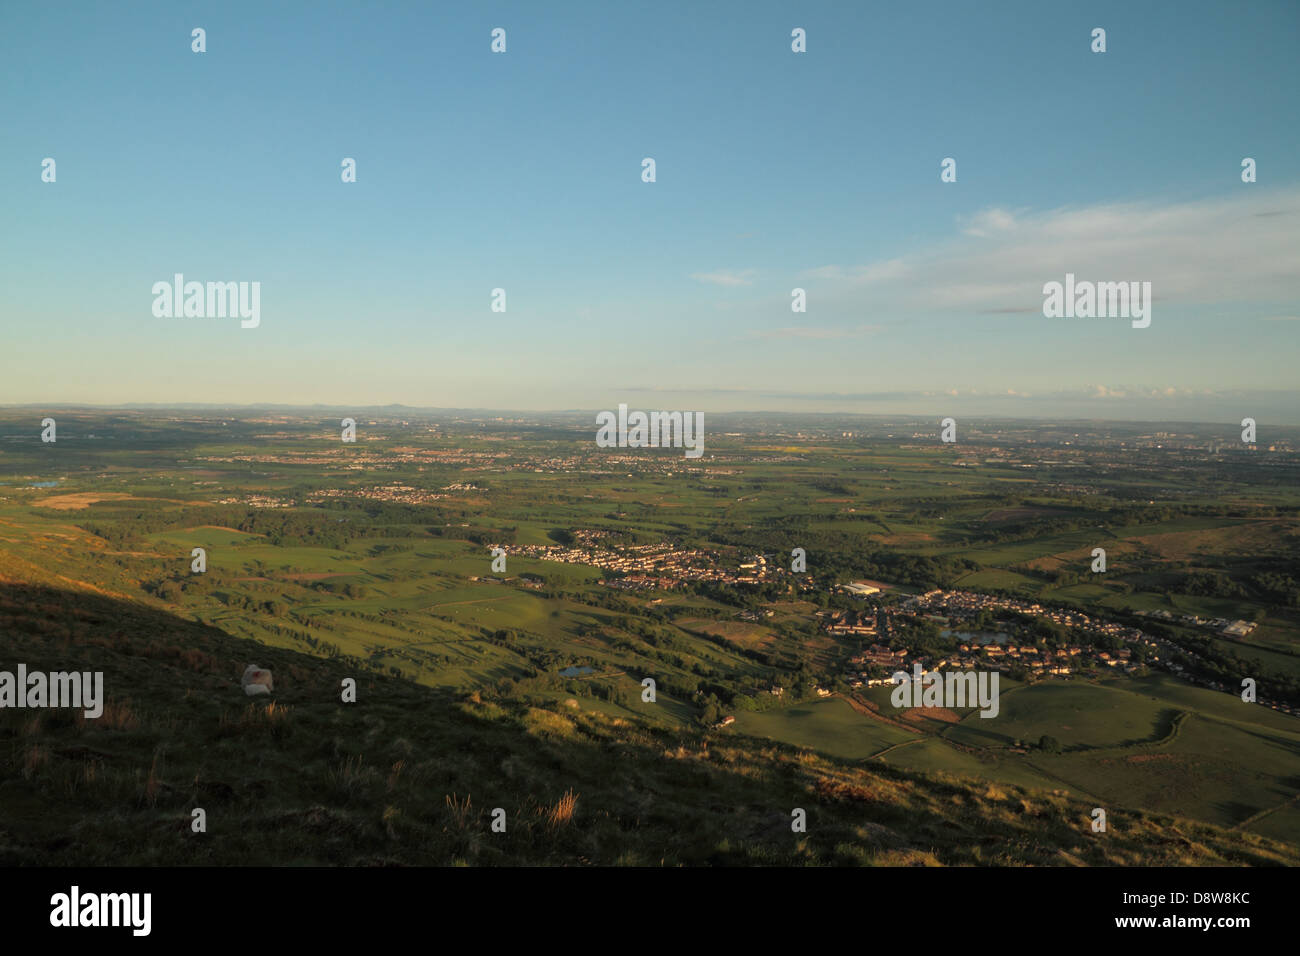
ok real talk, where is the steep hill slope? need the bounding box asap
[0,581,1294,866]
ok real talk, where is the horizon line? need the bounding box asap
[1,401,1296,430]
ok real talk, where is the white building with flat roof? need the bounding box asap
[842,582,881,598]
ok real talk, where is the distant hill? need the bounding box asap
[0,582,1294,866]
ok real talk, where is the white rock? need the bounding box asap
[241,664,273,694]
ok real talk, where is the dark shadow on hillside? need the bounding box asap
[0,582,1295,867]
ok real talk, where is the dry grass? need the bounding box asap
[382,805,402,839]
[545,789,579,829]
[31,492,147,511]
[445,792,474,831]
[141,751,162,808]
[99,700,139,731]
[327,754,367,792]
[218,700,292,738]
[387,759,405,792]
[260,700,291,733]
[814,777,876,804]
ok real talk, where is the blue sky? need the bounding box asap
[2,0,1297,421]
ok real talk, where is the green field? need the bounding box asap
[2,408,1298,862]
[731,698,915,759]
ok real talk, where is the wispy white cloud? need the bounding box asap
[959,207,1024,237]
[691,269,757,287]
[803,189,1300,314]
[798,259,909,283]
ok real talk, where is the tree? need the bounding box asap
[1038,734,1062,754]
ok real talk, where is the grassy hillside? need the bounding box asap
[1,581,1295,866]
